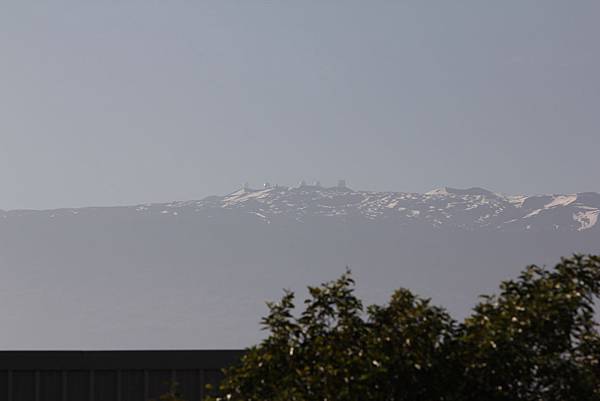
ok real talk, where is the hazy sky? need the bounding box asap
[1,1,599,210]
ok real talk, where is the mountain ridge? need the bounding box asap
[3,186,598,232]
[0,185,598,348]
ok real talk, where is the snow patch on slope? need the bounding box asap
[545,195,577,209]
[573,209,599,231]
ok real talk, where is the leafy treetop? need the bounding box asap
[206,255,600,401]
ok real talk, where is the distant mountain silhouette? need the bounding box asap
[0,186,598,349]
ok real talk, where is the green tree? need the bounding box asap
[456,255,600,400]
[366,289,457,401]
[207,255,600,401]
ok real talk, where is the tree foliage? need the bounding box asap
[207,255,600,401]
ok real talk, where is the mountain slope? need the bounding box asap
[5,184,598,231]
[0,185,598,349]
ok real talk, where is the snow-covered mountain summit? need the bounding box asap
[3,185,598,232]
[132,185,599,232]
[0,185,598,349]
